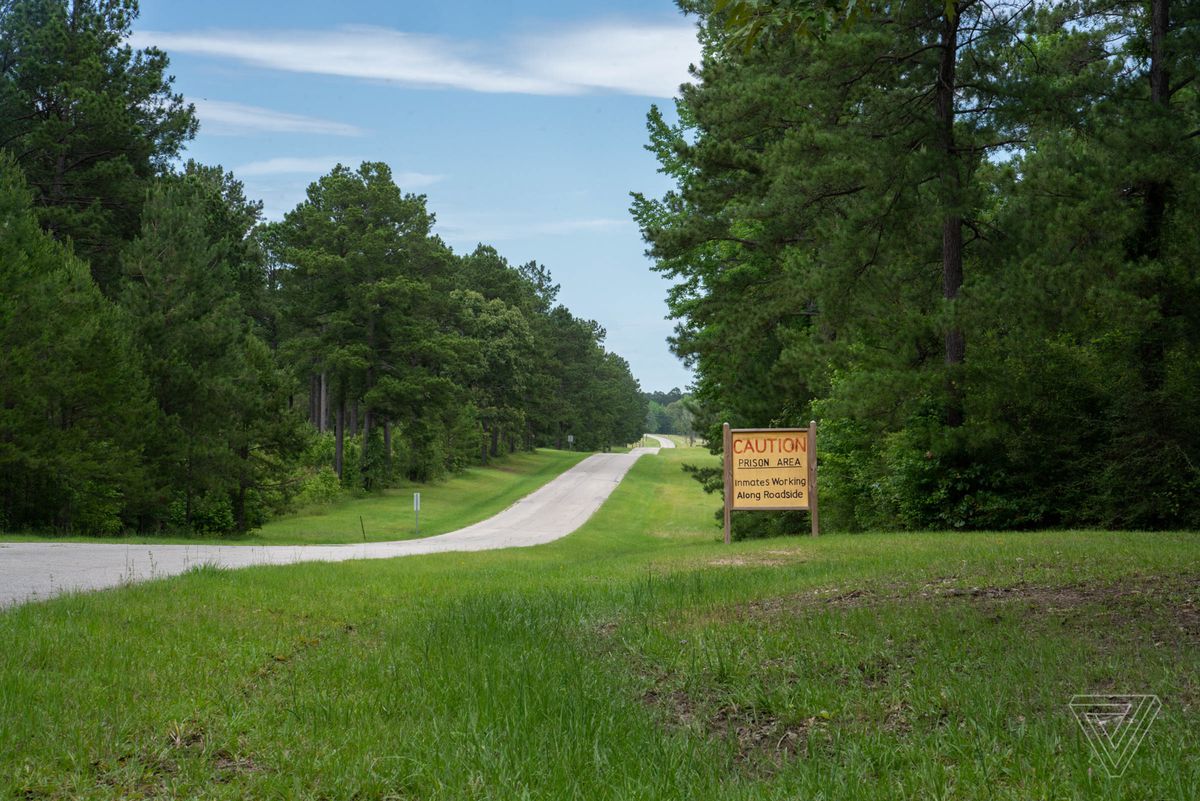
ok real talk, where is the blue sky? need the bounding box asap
[133,0,699,392]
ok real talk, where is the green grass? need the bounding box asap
[0,448,588,546]
[2,442,1197,800]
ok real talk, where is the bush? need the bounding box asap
[295,467,343,507]
[168,491,236,536]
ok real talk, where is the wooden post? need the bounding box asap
[808,419,820,536]
[722,422,732,545]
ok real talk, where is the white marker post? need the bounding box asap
[414,492,421,536]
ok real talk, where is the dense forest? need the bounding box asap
[0,0,646,536]
[636,0,1200,533]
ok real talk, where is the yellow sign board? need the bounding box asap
[728,429,809,509]
[722,423,819,542]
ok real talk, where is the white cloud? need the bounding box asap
[192,99,362,136]
[394,172,446,190]
[133,20,699,99]
[233,156,360,176]
[517,23,699,98]
[437,216,631,244]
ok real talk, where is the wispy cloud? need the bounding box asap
[437,216,631,245]
[233,156,361,176]
[134,20,699,98]
[515,23,699,99]
[393,172,447,190]
[192,99,362,136]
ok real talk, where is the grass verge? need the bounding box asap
[1,442,1196,799]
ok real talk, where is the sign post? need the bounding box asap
[722,421,820,543]
[414,492,421,536]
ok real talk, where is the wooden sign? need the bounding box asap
[722,422,819,543]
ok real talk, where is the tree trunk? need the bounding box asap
[361,407,371,488]
[1140,0,1172,393]
[936,5,965,428]
[312,375,319,426]
[384,421,393,474]
[480,429,489,466]
[319,372,328,434]
[1144,0,1169,262]
[234,445,250,532]
[335,399,345,479]
[490,427,500,459]
[1149,0,1170,105]
[233,486,247,533]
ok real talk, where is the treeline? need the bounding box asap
[0,0,645,535]
[636,0,1200,532]
[643,388,695,438]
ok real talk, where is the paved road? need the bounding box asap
[646,434,676,448]
[0,447,658,608]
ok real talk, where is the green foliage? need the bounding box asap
[295,468,344,508]
[119,181,306,533]
[0,156,150,534]
[641,0,1200,532]
[644,390,697,438]
[168,491,235,536]
[0,3,652,536]
[271,166,646,481]
[0,0,196,292]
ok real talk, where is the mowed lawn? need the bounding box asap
[1,443,1197,800]
[0,449,588,546]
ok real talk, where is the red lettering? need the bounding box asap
[731,433,808,455]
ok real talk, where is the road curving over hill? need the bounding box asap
[0,446,660,608]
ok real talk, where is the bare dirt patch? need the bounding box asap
[639,686,826,771]
[731,572,1200,641]
[213,749,260,781]
[707,549,808,568]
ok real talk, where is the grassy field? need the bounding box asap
[0,449,588,546]
[1,442,1197,799]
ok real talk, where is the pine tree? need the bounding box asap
[0,0,196,293]
[273,162,463,484]
[0,155,150,533]
[120,181,302,532]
